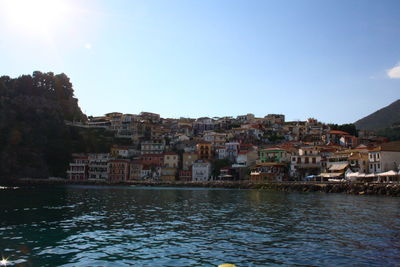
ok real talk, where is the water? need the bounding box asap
[0,185,399,266]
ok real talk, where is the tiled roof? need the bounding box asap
[328,130,350,135]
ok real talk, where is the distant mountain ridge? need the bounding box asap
[355,99,400,130]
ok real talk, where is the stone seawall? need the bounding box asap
[3,179,400,197]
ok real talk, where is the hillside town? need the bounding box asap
[67,112,400,183]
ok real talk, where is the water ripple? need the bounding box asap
[0,185,399,266]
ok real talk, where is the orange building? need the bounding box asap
[196,142,212,160]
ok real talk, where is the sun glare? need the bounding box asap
[0,258,8,266]
[2,0,70,35]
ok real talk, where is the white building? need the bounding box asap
[235,151,258,167]
[203,131,227,146]
[225,142,240,162]
[290,146,322,178]
[141,140,165,154]
[216,147,227,160]
[192,160,211,181]
[368,141,400,173]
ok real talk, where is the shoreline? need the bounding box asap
[2,179,400,197]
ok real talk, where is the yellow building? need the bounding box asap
[183,152,198,170]
[164,152,179,168]
[160,167,177,181]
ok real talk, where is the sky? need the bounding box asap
[0,0,399,124]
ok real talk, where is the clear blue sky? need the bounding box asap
[1,0,399,123]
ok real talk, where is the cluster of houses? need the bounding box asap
[67,112,400,183]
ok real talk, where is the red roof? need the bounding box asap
[262,147,286,152]
[329,130,350,135]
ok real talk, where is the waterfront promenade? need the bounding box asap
[4,179,400,197]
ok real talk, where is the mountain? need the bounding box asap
[355,100,400,130]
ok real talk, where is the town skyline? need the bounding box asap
[1,0,400,124]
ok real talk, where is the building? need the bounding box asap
[87,116,111,129]
[105,112,123,132]
[192,160,211,181]
[111,145,130,158]
[196,142,212,160]
[264,114,285,125]
[218,168,234,180]
[67,154,88,181]
[250,163,288,182]
[193,117,214,135]
[203,131,227,146]
[215,146,227,160]
[141,166,161,180]
[182,152,198,170]
[225,142,240,162]
[236,113,255,123]
[258,148,291,163]
[88,153,109,180]
[164,152,179,168]
[139,112,160,123]
[179,169,192,181]
[161,167,177,181]
[141,140,165,155]
[339,135,359,148]
[129,160,143,180]
[140,154,164,167]
[348,151,369,174]
[368,141,400,173]
[108,159,130,182]
[234,151,258,167]
[325,130,358,147]
[290,146,322,179]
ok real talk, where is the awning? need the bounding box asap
[346,172,359,178]
[329,163,349,171]
[320,172,343,178]
[377,170,398,176]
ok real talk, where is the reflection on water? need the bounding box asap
[0,185,399,266]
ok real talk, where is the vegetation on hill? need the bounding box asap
[0,72,89,180]
[355,99,400,130]
[328,123,358,136]
[376,127,400,141]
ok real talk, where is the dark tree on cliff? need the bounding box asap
[0,72,87,180]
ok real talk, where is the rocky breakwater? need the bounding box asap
[259,182,400,197]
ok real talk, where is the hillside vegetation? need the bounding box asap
[0,72,89,180]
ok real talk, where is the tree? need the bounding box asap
[0,72,88,180]
[329,123,358,137]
